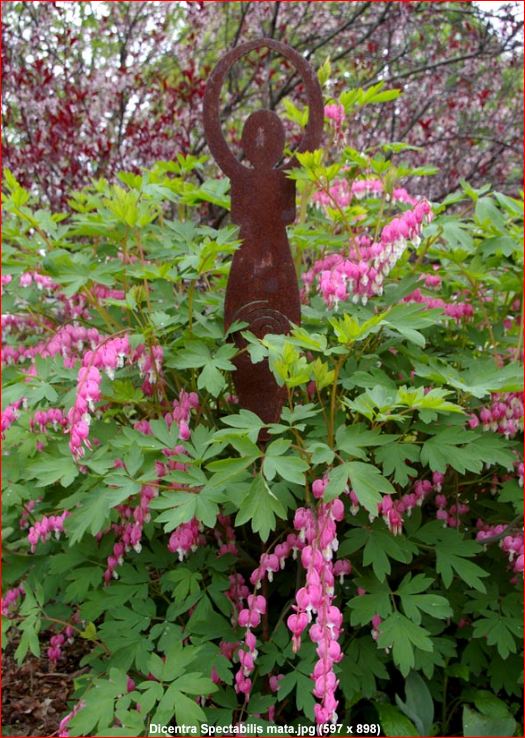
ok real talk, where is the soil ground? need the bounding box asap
[2,630,91,737]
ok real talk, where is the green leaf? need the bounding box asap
[26,454,79,488]
[480,235,517,257]
[474,196,506,233]
[348,586,392,626]
[395,670,434,737]
[162,568,202,602]
[170,341,211,369]
[417,523,489,592]
[304,441,335,465]
[472,613,522,659]
[172,672,217,695]
[463,705,516,737]
[377,613,433,677]
[149,418,182,448]
[67,485,141,544]
[155,686,207,727]
[280,403,319,426]
[336,424,398,460]
[198,363,225,396]
[323,463,351,502]
[397,574,452,624]
[472,690,516,720]
[420,428,480,474]
[362,529,415,582]
[418,359,523,398]
[235,475,286,541]
[154,488,220,531]
[421,428,515,474]
[383,303,441,348]
[220,409,266,442]
[206,455,257,486]
[375,442,419,486]
[68,669,128,735]
[347,461,395,513]
[277,671,315,721]
[377,704,419,737]
[263,443,309,484]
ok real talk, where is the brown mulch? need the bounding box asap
[2,630,92,737]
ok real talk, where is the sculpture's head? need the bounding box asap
[241,110,285,169]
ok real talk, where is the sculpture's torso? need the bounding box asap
[225,169,301,423]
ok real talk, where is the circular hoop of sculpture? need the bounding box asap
[203,37,323,176]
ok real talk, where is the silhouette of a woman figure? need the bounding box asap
[203,39,323,423]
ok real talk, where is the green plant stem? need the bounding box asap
[328,354,346,447]
[415,231,441,267]
[516,296,524,359]
[441,667,449,731]
[460,268,496,346]
[287,388,312,504]
[83,285,122,333]
[187,280,195,333]
[11,613,110,656]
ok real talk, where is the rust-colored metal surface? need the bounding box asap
[203,38,323,424]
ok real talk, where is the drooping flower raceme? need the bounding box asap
[1,399,24,435]
[288,495,345,725]
[166,389,200,441]
[28,511,69,552]
[304,200,433,307]
[3,324,101,367]
[103,484,158,583]
[476,522,524,576]
[324,104,345,126]
[1,585,24,616]
[234,534,302,700]
[167,518,203,561]
[68,335,131,458]
[134,343,164,395]
[312,179,420,211]
[347,470,452,536]
[404,288,474,322]
[471,392,523,438]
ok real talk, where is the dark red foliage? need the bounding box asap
[2,1,523,208]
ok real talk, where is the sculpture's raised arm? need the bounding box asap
[202,49,247,179]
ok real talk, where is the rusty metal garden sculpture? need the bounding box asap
[203,38,323,425]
